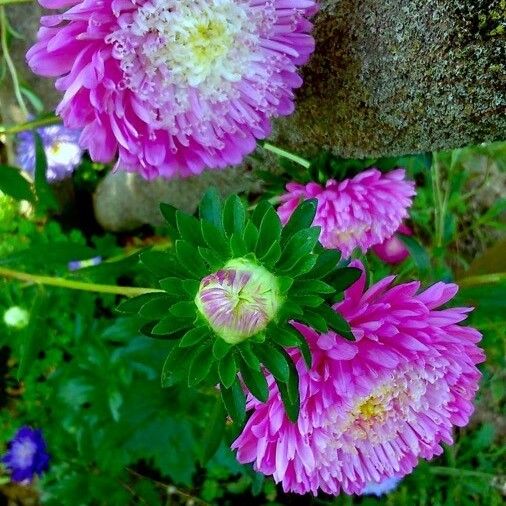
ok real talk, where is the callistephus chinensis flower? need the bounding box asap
[278,169,416,258]
[2,427,50,483]
[16,124,82,181]
[27,0,317,179]
[232,264,484,495]
[372,223,412,264]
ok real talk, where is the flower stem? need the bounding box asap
[0,114,61,135]
[431,152,445,249]
[0,266,163,297]
[262,142,311,169]
[0,6,28,116]
[458,272,506,288]
[0,0,32,5]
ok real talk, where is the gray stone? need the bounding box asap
[93,165,261,232]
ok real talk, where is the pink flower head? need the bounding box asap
[372,223,412,264]
[232,265,484,496]
[27,0,317,179]
[277,169,416,258]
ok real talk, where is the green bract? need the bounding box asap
[117,188,360,423]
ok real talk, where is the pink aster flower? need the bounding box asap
[277,169,416,258]
[27,0,317,179]
[372,223,412,264]
[232,265,484,496]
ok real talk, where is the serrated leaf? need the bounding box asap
[176,211,205,246]
[170,301,196,318]
[242,221,259,251]
[213,338,233,360]
[176,240,208,278]
[301,249,341,279]
[0,165,35,202]
[223,195,246,237]
[139,296,175,319]
[256,207,282,258]
[199,188,223,230]
[238,356,268,402]
[317,305,354,340]
[152,316,192,336]
[161,345,193,387]
[116,293,166,315]
[255,344,291,383]
[277,228,320,271]
[280,199,317,245]
[325,267,362,292]
[188,343,214,386]
[201,221,230,258]
[218,353,238,388]
[221,382,246,424]
[239,343,261,370]
[251,199,272,228]
[260,241,282,267]
[179,326,209,348]
[201,397,226,464]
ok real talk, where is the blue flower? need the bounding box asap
[362,477,401,496]
[2,427,50,483]
[16,124,83,182]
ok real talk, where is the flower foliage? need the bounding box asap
[117,189,361,423]
[27,0,317,179]
[233,265,484,495]
[2,427,50,483]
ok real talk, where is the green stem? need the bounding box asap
[262,142,311,169]
[429,466,498,480]
[431,152,445,249]
[458,272,506,288]
[0,266,163,297]
[0,115,61,135]
[0,6,28,116]
[0,0,32,5]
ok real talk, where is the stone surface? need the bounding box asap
[93,165,261,231]
[272,0,506,157]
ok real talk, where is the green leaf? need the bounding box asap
[200,397,226,464]
[301,310,328,333]
[400,235,431,274]
[255,344,290,383]
[116,293,166,315]
[281,255,318,277]
[251,199,272,228]
[139,296,175,319]
[279,324,312,368]
[161,346,193,387]
[169,301,196,318]
[276,377,299,423]
[34,133,59,212]
[325,267,362,292]
[317,305,354,340]
[213,338,233,360]
[188,343,214,386]
[201,221,230,258]
[256,207,282,258]
[176,211,205,246]
[160,202,179,236]
[179,326,209,348]
[198,246,224,270]
[182,279,200,296]
[238,356,268,402]
[176,240,208,278]
[218,353,238,388]
[0,165,34,202]
[220,382,246,424]
[223,195,246,237]
[242,221,259,251]
[301,249,341,279]
[199,188,223,230]
[270,326,302,347]
[292,294,325,308]
[292,279,335,295]
[280,199,317,245]
[260,241,282,267]
[152,316,192,336]
[141,250,186,278]
[159,277,183,295]
[239,343,261,370]
[277,228,321,271]
[230,232,248,257]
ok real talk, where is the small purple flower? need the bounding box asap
[362,477,401,496]
[195,259,281,344]
[2,427,50,483]
[16,124,83,182]
[68,256,102,272]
